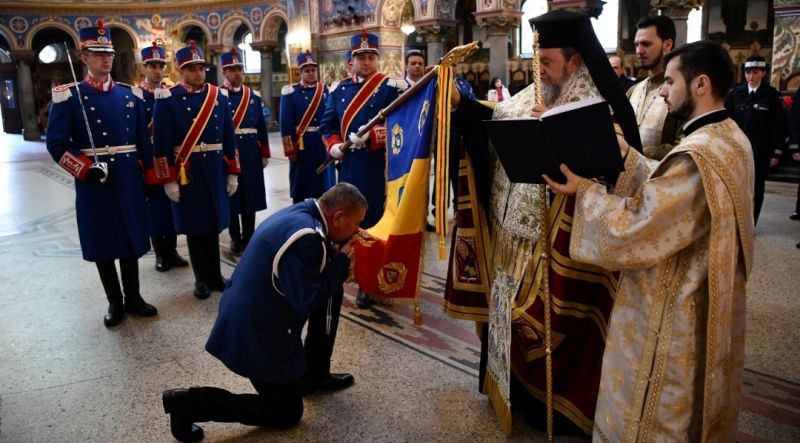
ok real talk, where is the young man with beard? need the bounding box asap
[46,20,159,326]
[151,42,241,300]
[220,48,270,255]
[725,55,787,225]
[628,15,682,160]
[139,42,189,272]
[545,40,754,442]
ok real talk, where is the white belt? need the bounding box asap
[235,128,258,135]
[174,142,223,154]
[81,145,136,156]
[305,126,319,132]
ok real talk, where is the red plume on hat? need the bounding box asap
[152,41,158,49]
[360,28,368,42]
[97,18,105,29]
[231,47,238,57]
[306,49,311,57]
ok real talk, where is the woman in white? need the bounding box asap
[487,77,511,102]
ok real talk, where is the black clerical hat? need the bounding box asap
[530,10,642,151]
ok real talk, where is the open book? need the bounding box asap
[483,96,623,184]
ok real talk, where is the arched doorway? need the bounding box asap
[108,26,137,84]
[0,31,21,133]
[31,28,78,134]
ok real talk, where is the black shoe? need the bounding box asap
[155,255,171,272]
[162,389,204,442]
[168,250,189,267]
[303,373,355,395]
[355,290,374,309]
[230,237,244,255]
[193,281,210,300]
[104,302,125,327]
[208,277,228,292]
[124,294,158,317]
[790,212,800,221]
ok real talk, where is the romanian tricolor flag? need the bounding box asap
[351,77,438,322]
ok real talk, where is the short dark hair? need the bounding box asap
[319,182,368,213]
[663,40,735,100]
[405,50,424,65]
[636,15,676,43]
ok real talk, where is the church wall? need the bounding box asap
[771,1,800,91]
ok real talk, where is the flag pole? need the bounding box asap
[315,41,480,174]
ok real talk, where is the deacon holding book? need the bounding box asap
[280,50,335,204]
[139,42,190,273]
[627,15,682,160]
[446,10,641,435]
[220,48,270,255]
[320,30,408,308]
[544,40,754,442]
[152,41,241,300]
[46,20,159,327]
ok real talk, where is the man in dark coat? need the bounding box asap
[161,183,365,442]
[725,55,787,224]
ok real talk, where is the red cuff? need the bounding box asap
[224,150,242,174]
[58,151,94,181]
[323,134,343,151]
[368,125,386,151]
[153,156,176,182]
[258,140,271,158]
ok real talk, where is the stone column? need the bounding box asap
[475,14,521,86]
[415,23,454,66]
[206,44,224,86]
[652,0,704,48]
[11,50,41,141]
[251,40,277,128]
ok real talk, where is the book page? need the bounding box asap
[541,96,606,118]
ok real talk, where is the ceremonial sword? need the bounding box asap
[64,42,108,183]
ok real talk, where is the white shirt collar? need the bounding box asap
[405,75,417,87]
[682,107,726,132]
[313,200,329,236]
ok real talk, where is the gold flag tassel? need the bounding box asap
[435,64,454,260]
[178,164,189,185]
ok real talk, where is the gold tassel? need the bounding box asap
[178,164,189,185]
[438,237,446,260]
[413,300,423,325]
[298,136,305,151]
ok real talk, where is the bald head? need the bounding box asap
[318,183,368,243]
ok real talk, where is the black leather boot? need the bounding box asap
[162,389,204,442]
[120,258,157,317]
[229,213,244,255]
[187,236,210,300]
[241,213,256,252]
[152,236,170,272]
[96,261,125,327]
[205,234,228,291]
[165,235,189,267]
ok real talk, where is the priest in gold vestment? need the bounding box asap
[545,41,754,442]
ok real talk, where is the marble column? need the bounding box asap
[476,14,520,87]
[11,50,41,141]
[415,23,453,66]
[652,0,704,48]
[206,44,224,86]
[251,40,277,127]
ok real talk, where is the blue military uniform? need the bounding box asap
[46,20,158,326]
[206,199,349,382]
[280,51,335,203]
[139,43,189,272]
[320,32,407,227]
[152,42,240,298]
[220,48,270,254]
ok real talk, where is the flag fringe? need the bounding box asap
[484,368,512,435]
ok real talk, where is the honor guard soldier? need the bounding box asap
[280,50,335,204]
[46,20,158,327]
[725,55,788,224]
[152,41,241,299]
[320,31,407,308]
[140,42,189,272]
[220,48,270,255]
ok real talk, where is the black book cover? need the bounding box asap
[483,97,623,184]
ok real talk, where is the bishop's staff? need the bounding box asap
[315,41,481,174]
[532,28,555,443]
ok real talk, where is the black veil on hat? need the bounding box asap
[530,10,642,152]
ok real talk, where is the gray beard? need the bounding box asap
[543,83,561,107]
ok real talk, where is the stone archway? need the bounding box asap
[24,20,79,51]
[218,13,255,48]
[0,24,17,52]
[107,25,137,84]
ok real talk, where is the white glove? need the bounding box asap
[348,125,370,149]
[262,157,269,168]
[226,174,239,196]
[330,143,345,160]
[164,181,180,202]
